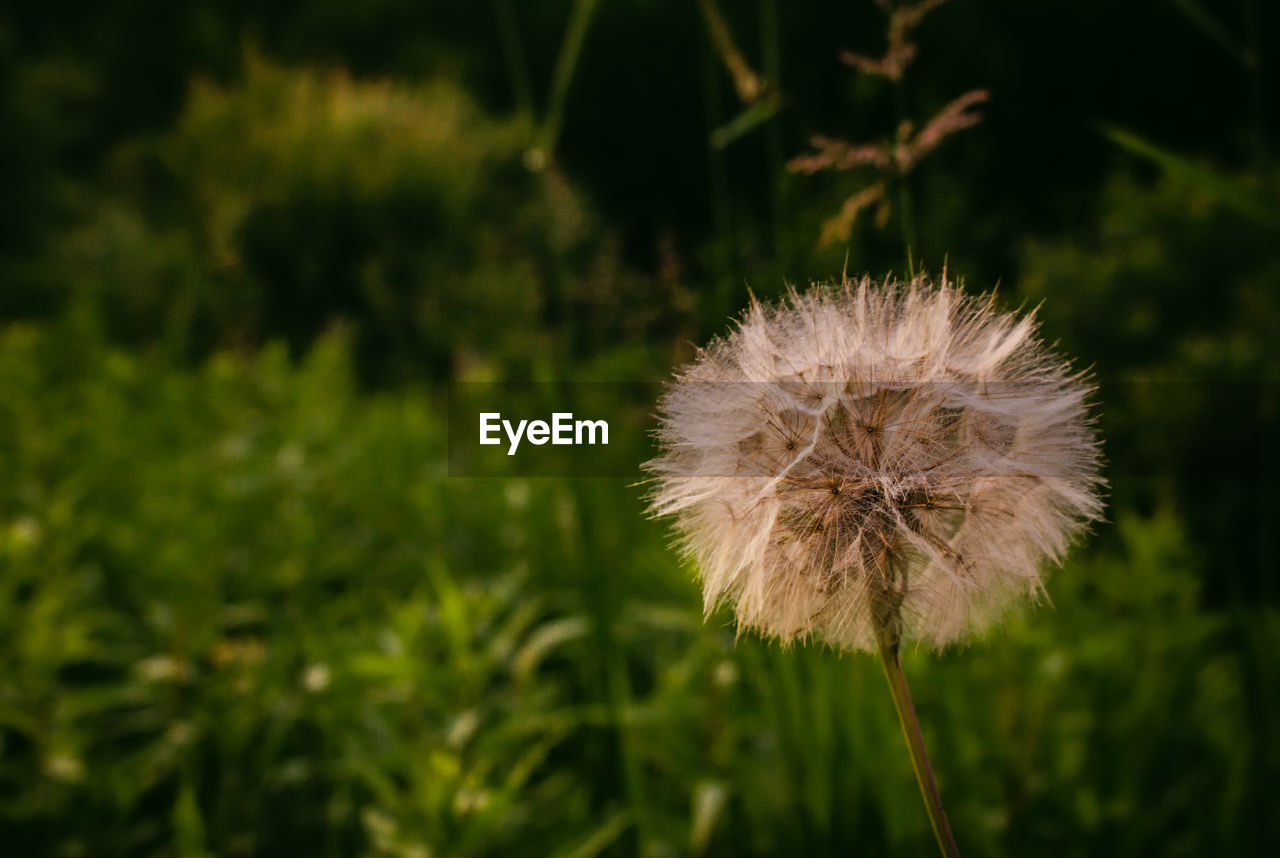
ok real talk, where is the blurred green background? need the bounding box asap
[1,1,1277,855]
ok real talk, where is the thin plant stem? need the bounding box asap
[893,81,919,271]
[703,36,734,320]
[698,0,766,103]
[759,0,789,266]
[873,613,960,858]
[539,0,599,160]
[896,176,918,276]
[1243,0,1267,167]
[490,0,534,118]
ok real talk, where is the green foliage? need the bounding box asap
[35,58,626,383]
[0,326,1271,855]
[1018,167,1280,603]
[28,56,692,386]
[1019,168,1280,379]
[0,327,590,855]
[1,2,1275,855]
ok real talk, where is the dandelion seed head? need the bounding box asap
[646,274,1104,651]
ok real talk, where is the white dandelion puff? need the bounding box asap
[646,273,1104,651]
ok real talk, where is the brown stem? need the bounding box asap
[872,611,961,858]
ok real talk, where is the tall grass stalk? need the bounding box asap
[491,0,535,118]
[891,47,918,272]
[758,0,790,267]
[703,40,735,322]
[539,0,600,161]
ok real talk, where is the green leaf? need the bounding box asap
[1100,124,1280,230]
[710,92,784,150]
[553,809,631,858]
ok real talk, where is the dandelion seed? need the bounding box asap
[646,273,1104,652]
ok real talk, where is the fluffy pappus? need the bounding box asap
[646,274,1105,650]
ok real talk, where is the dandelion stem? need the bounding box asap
[873,612,961,858]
